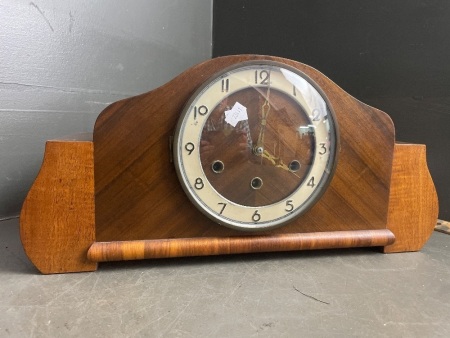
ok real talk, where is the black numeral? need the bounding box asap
[218,202,227,215]
[293,86,297,97]
[194,105,208,119]
[194,177,204,190]
[185,142,195,155]
[221,78,229,92]
[285,200,294,212]
[307,177,316,188]
[255,70,270,85]
[319,143,327,155]
[252,210,261,222]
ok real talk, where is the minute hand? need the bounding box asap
[254,100,270,153]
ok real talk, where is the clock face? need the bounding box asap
[173,61,338,231]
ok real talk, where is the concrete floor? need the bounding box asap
[1,218,449,337]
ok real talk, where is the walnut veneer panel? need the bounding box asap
[94,55,395,241]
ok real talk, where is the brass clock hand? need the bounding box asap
[254,74,271,155]
[261,149,300,178]
[261,149,286,168]
[256,100,270,146]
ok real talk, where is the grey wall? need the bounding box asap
[0,0,212,219]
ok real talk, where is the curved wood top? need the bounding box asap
[93,55,395,241]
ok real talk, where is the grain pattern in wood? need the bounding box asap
[18,56,440,274]
[364,96,449,221]
[93,55,395,241]
[87,229,395,262]
[384,143,438,253]
[20,139,97,274]
[198,86,315,208]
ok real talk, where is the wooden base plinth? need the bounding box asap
[87,230,395,262]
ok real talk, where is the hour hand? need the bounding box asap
[261,149,289,171]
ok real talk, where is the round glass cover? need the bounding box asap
[173,61,338,230]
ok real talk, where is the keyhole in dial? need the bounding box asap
[289,160,301,172]
[211,160,225,174]
[251,177,263,190]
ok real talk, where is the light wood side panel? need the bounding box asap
[20,139,97,273]
[384,143,438,253]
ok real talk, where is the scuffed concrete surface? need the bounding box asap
[1,218,449,337]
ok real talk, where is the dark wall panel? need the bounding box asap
[213,0,450,219]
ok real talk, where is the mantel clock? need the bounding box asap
[20,55,438,274]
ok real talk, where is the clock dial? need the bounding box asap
[173,61,338,230]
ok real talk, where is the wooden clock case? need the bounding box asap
[19,55,438,274]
